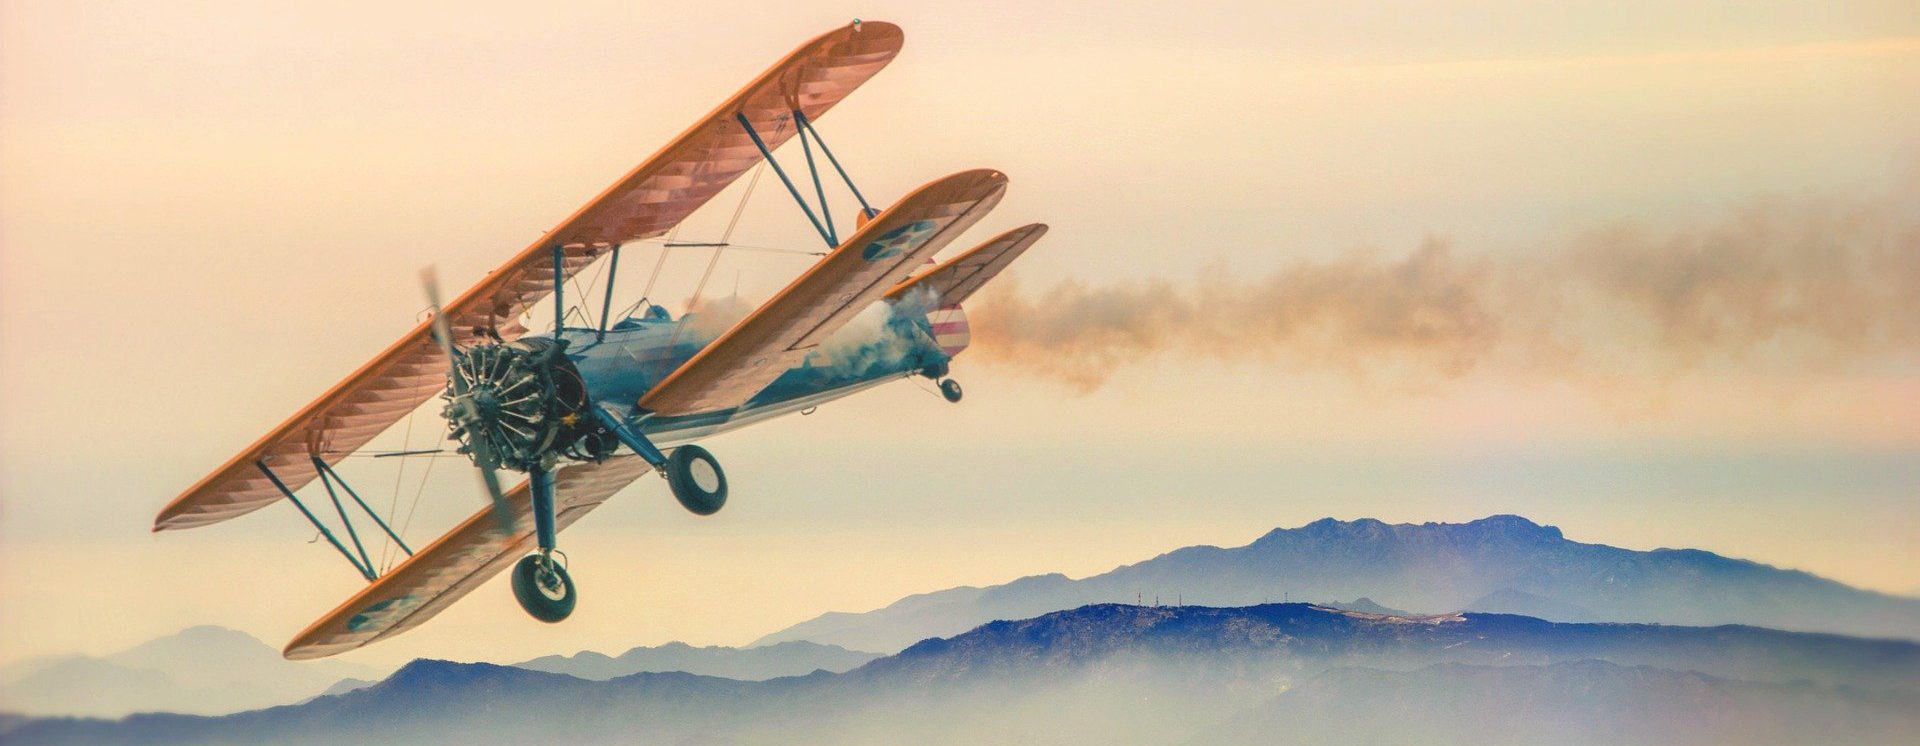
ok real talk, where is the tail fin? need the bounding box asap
[925,304,971,357]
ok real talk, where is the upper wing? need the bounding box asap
[154,22,905,532]
[637,169,1008,417]
[883,223,1048,307]
[282,455,653,660]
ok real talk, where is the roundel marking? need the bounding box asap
[347,594,423,632]
[861,220,937,262]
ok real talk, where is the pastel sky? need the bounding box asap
[2,1,1916,668]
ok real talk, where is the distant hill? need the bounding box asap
[754,515,1920,652]
[1321,597,1411,616]
[9,604,1916,745]
[515,640,880,680]
[0,626,376,718]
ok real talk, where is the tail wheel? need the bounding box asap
[940,379,964,403]
[511,554,576,623]
[666,445,728,516]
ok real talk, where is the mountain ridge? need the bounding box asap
[754,514,1920,652]
[9,602,1916,745]
[0,626,374,718]
[515,639,881,680]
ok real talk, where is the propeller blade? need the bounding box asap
[419,268,468,396]
[470,442,515,531]
[420,267,514,530]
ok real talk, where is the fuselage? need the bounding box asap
[559,303,967,449]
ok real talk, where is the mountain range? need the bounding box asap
[0,626,374,718]
[9,603,1916,745]
[0,631,879,718]
[754,515,1920,652]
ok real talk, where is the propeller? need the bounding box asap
[421,268,516,530]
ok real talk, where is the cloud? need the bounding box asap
[971,191,1920,392]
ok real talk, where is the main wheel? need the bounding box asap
[665,445,727,516]
[511,554,576,623]
[940,378,964,403]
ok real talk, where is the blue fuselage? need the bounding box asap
[556,306,953,448]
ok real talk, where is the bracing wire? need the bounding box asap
[378,379,431,569]
[648,242,821,260]
[566,249,611,331]
[388,446,438,573]
[668,150,771,349]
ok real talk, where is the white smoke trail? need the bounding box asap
[971,191,1920,392]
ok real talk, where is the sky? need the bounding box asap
[1,1,1917,669]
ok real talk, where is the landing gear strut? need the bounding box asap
[513,465,577,622]
[591,406,729,517]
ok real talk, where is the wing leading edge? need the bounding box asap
[154,22,905,532]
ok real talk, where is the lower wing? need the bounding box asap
[282,455,653,660]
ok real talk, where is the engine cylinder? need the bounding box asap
[442,338,589,472]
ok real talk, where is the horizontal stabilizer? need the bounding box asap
[884,223,1047,308]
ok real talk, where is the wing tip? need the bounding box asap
[1014,222,1049,239]
[151,509,190,533]
[843,19,903,43]
[282,640,326,661]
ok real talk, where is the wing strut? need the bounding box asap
[256,457,418,583]
[793,110,878,219]
[256,461,376,582]
[595,244,623,343]
[733,109,878,250]
[736,113,837,248]
[312,456,413,558]
[794,112,838,243]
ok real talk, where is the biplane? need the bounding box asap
[151,20,1047,660]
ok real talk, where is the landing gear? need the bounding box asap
[665,445,728,516]
[513,466,576,622]
[511,554,576,622]
[940,378,964,403]
[589,407,729,517]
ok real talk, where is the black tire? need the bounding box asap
[940,378,964,403]
[666,445,727,516]
[511,554,576,623]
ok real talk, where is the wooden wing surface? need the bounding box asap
[884,223,1047,306]
[637,169,1008,417]
[282,455,654,660]
[154,22,905,532]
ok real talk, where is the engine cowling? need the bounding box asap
[442,338,591,472]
